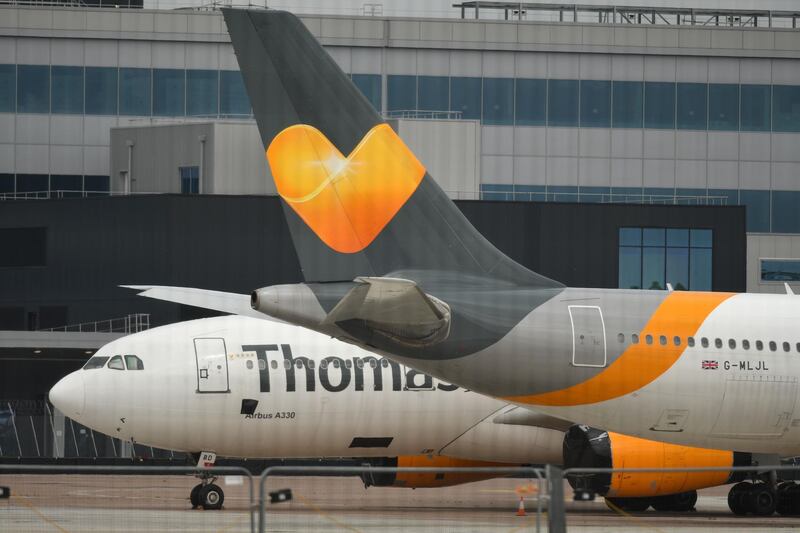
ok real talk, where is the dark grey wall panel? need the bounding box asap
[0,195,745,331]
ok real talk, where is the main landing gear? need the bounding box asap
[728,480,800,516]
[606,490,697,512]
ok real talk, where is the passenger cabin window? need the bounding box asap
[108,355,124,370]
[756,340,764,351]
[688,337,695,347]
[783,342,791,352]
[632,334,640,344]
[729,339,736,350]
[673,336,681,346]
[84,356,109,370]
[742,340,750,350]
[769,341,777,352]
[645,334,653,345]
[701,337,709,348]
[796,343,800,353]
[715,338,723,349]
[270,360,278,370]
[659,335,667,346]
[124,355,144,370]
[617,333,625,343]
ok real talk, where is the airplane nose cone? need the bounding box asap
[49,372,85,418]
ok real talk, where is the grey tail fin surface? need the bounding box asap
[223,8,560,290]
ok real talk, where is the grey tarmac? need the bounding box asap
[1,474,799,532]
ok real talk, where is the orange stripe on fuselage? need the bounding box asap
[508,291,734,407]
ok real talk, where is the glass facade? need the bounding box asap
[186,69,218,117]
[547,79,578,127]
[85,67,118,115]
[153,68,185,117]
[17,65,49,113]
[450,76,481,120]
[618,227,712,291]
[2,62,799,133]
[580,80,611,128]
[119,67,151,116]
[51,66,84,114]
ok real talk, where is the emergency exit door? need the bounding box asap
[194,338,230,393]
[568,305,607,367]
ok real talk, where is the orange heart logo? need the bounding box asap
[266,123,426,254]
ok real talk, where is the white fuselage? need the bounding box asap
[51,315,563,464]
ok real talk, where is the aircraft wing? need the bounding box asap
[121,285,279,321]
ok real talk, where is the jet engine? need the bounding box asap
[563,424,751,499]
[359,455,515,489]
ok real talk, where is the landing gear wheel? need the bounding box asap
[776,482,794,516]
[728,482,752,515]
[606,497,651,512]
[190,483,202,508]
[750,483,777,516]
[199,483,224,510]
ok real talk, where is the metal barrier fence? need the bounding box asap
[257,465,549,533]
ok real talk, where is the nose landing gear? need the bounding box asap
[190,478,225,510]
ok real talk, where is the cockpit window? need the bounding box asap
[124,355,144,370]
[84,356,110,370]
[108,355,125,370]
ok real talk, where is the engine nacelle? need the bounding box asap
[360,455,515,489]
[563,425,751,498]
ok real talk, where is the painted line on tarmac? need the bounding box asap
[10,494,72,533]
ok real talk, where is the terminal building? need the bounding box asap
[0,1,796,458]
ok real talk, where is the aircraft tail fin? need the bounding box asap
[223,8,560,290]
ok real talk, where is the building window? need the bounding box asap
[547,79,578,127]
[17,64,49,114]
[120,67,151,116]
[739,189,771,233]
[450,76,481,120]
[482,77,514,125]
[515,78,546,126]
[612,81,643,128]
[179,166,199,194]
[580,80,611,128]
[153,69,185,117]
[741,84,771,132]
[84,175,110,196]
[676,82,707,130]
[219,70,250,116]
[772,85,800,133]
[772,191,800,233]
[186,69,218,117]
[51,66,84,114]
[351,73,381,112]
[85,67,118,116]
[708,84,738,131]
[760,259,800,282]
[417,75,449,113]
[618,227,712,291]
[0,64,16,112]
[50,175,83,198]
[387,75,416,112]
[644,81,675,129]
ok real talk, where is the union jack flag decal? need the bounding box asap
[702,360,718,370]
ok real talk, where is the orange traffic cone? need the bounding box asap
[516,496,526,516]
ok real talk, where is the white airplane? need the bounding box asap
[50,310,759,513]
[218,8,800,514]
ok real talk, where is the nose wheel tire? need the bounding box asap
[199,483,224,510]
[190,483,202,508]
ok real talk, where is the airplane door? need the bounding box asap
[194,338,230,393]
[568,305,607,367]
